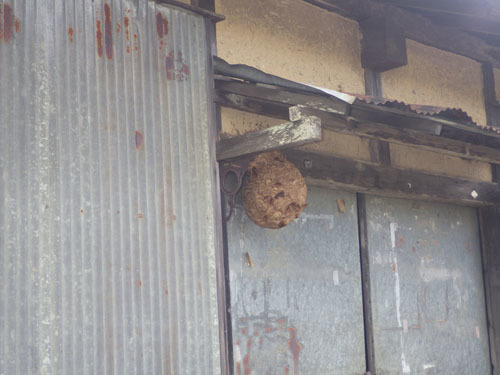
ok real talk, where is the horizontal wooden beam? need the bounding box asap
[304,0,500,68]
[155,0,225,22]
[283,149,500,206]
[215,78,350,116]
[216,114,322,161]
[216,81,500,164]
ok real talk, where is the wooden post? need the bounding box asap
[479,206,500,375]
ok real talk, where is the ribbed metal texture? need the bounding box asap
[0,1,220,374]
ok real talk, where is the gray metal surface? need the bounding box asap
[0,1,220,374]
[226,187,366,374]
[365,195,490,374]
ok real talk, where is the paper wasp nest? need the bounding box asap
[243,151,307,229]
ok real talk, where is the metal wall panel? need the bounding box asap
[226,187,366,374]
[0,1,221,374]
[365,195,490,374]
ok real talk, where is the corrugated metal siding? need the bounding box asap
[0,1,221,374]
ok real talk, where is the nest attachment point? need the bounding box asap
[243,151,307,229]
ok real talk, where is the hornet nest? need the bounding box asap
[243,151,307,229]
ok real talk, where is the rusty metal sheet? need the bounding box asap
[365,195,490,374]
[226,187,366,374]
[0,1,220,374]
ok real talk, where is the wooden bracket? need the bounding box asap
[216,107,322,161]
[360,16,408,72]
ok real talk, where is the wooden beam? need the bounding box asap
[216,115,322,161]
[304,0,500,68]
[190,0,215,12]
[483,63,500,128]
[216,80,500,163]
[360,17,407,72]
[215,78,350,116]
[478,206,500,375]
[364,68,383,98]
[283,149,500,206]
[155,0,225,22]
[369,139,391,166]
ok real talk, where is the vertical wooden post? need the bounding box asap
[479,206,500,375]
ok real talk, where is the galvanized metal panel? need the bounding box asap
[0,1,221,374]
[365,195,490,374]
[226,187,366,374]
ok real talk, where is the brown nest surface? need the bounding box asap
[243,151,307,229]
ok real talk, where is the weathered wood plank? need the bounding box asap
[478,206,500,375]
[216,81,500,163]
[291,105,500,164]
[215,78,350,115]
[216,116,322,161]
[283,149,500,206]
[369,139,391,166]
[156,0,224,21]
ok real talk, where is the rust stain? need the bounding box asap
[116,22,121,34]
[396,236,404,247]
[259,337,263,346]
[137,279,142,288]
[392,263,396,272]
[265,327,271,333]
[123,16,130,41]
[164,288,168,295]
[243,351,250,374]
[135,130,143,149]
[104,3,113,59]
[412,246,416,253]
[284,366,290,375]
[241,328,247,335]
[133,33,138,51]
[1,3,18,44]
[236,362,241,375]
[3,4,13,43]
[156,11,169,40]
[137,213,143,219]
[68,27,74,42]
[96,20,103,57]
[288,328,301,375]
[126,45,130,54]
[165,51,190,81]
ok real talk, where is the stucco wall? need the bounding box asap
[381,40,487,126]
[390,144,491,182]
[215,0,365,94]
